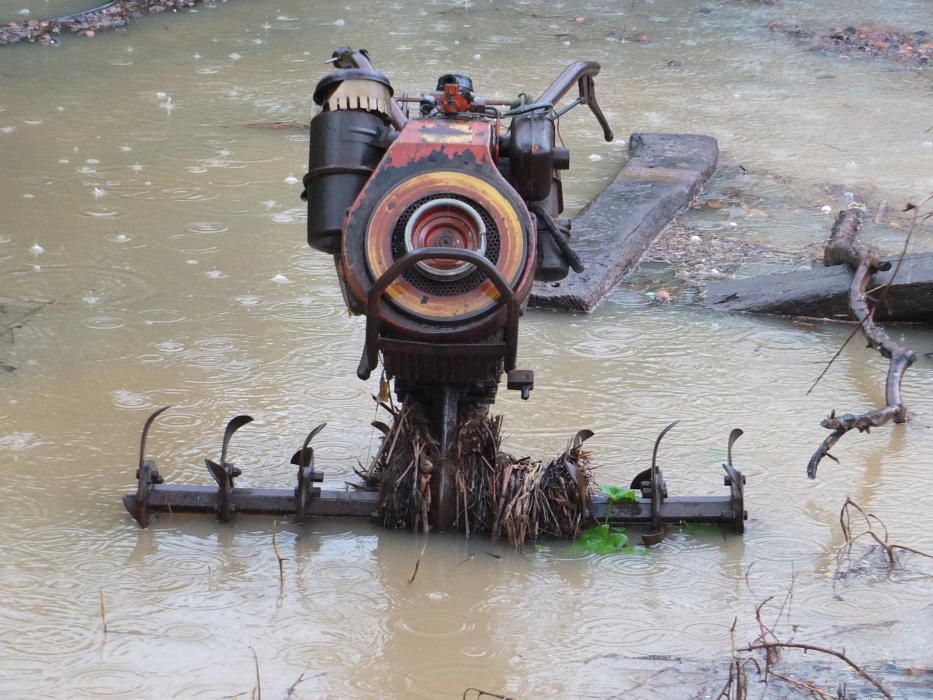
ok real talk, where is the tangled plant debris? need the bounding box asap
[360,401,594,546]
[719,580,894,700]
[640,216,807,299]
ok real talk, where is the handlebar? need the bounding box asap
[536,60,613,142]
[325,49,612,142]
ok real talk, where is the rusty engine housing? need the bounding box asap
[304,48,611,405]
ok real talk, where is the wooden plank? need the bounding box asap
[530,132,719,312]
[703,252,933,322]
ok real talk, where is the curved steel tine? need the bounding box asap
[727,428,744,467]
[651,420,680,474]
[566,429,595,517]
[371,421,391,436]
[139,405,171,473]
[205,458,226,487]
[298,422,327,468]
[644,420,678,538]
[570,429,595,452]
[205,458,232,522]
[219,415,253,467]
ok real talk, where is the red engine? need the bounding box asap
[303,47,612,527]
[304,47,611,401]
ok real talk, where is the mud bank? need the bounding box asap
[770,22,932,68]
[0,0,203,46]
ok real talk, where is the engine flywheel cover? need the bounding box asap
[403,197,487,281]
[364,170,527,324]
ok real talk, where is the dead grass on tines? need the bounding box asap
[361,401,594,546]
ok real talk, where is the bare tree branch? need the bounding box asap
[807,204,927,478]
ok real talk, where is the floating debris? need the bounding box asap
[641,219,809,294]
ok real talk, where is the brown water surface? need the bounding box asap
[1,1,932,697]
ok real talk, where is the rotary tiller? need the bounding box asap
[124,48,747,535]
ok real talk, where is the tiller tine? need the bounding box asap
[591,424,748,539]
[123,406,171,528]
[641,420,678,545]
[564,429,595,514]
[123,459,163,529]
[205,415,252,522]
[290,423,326,523]
[722,428,746,535]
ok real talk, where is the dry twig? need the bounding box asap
[836,496,933,574]
[272,521,286,587]
[250,646,262,700]
[769,671,838,699]
[99,587,108,635]
[285,670,307,698]
[409,540,427,584]
[462,689,511,700]
[721,585,893,699]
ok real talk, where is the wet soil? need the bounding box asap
[0,0,200,45]
[770,22,933,68]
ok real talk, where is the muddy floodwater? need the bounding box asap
[1,0,932,697]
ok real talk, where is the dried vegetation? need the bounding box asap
[358,400,594,546]
[835,497,933,577]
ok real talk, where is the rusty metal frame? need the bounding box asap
[356,247,520,381]
[124,404,746,532]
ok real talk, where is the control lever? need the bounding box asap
[535,60,613,143]
[578,75,613,142]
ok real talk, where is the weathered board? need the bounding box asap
[703,252,933,323]
[530,132,719,312]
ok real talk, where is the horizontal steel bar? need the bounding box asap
[591,494,741,525]
[145,484,379,518]
[136,485,738,525]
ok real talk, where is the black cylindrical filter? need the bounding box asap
[306,109,387,255]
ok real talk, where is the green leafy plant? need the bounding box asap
[574,485,643,554]
[599,485,639,504]
[577,523,629,554]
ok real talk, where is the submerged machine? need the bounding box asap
[123,48,747,537]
